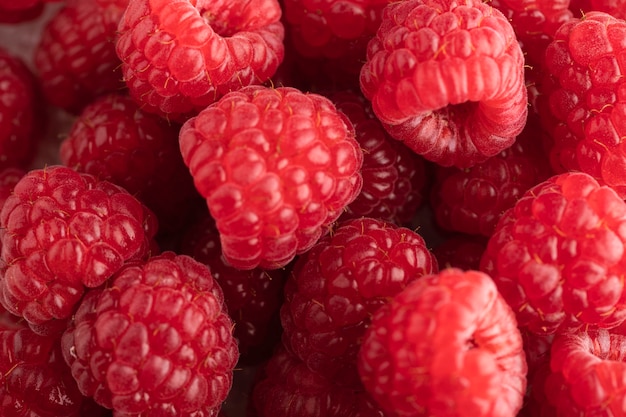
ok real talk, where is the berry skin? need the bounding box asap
[178,86,364,270]
[281,217,438,387]
[0,166,158,330]
[480,172,626,335]
[34,0,129,113]
[61,252,239,416]
[59,93,201,234]
[115,0,285,122]
[359,0,528,168]
[358,268,527,417]
[540,11,626,198]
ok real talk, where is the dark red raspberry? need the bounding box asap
[179,86,363,270]
[0,311,86,417]
[180,211,287,365]
[432,233,487,271]
[0,47,43,170]
[34,0,128,113]
[0,166,158,330]
[59,93,201,234]
[0,168,24,208]
[360,0,528,168]
[358,268,527,417]
[517,330,554,417]
[115,0,285,122]
[430,113,553,236]
[281,217,438,387]
[540,11,626,197]
[61,252,239,416]
[569,0,626,19]
[331,90,427,225]
[481,171,626,335]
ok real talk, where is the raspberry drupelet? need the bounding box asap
[178,85,364,270]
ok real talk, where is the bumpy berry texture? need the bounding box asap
[541,11,626,198]
[59,93,201,234]
[180,212,287,365]
[0,166,158,329]
[281,217,438,388]
[61,252,239,416]
[481,172,626,335]
[430,114,553,236]
[360,0,528,168]
[179,85,363,270]
[432,233,487,271]
[0,47,42,170]
[115,0,285,122]
[331,91,427,225]
[34,0,128,113]
[569,0,626,19]
[358,268,527,417]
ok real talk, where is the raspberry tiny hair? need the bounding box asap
[0,165,158,331]
[115,0,285,122]
[178,85,364,270]
[61,251,239,416]
[360,0,528,168]
[480,171,626,335]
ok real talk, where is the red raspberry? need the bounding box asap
[358,268,527,417]
[179,212,287,365]
[61,252,239,416]
[34,0,128,113]
[331,91,427,225]
[430,113,553,236]
[59,93,201,234]
[544,329,626,416]
[0,47,43,170]
[115,0,285,122]
[481,172,626,335]
[540,11,626,197]
[569,0,626,19]
[360,0,528,168]
[432,233,487,271]
[178,86,364,270]
[517,330,554,417]
[281,217,438,387]
[0,166,158,330]
[0,311,86,417]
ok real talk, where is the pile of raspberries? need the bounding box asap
[3,0,626,415]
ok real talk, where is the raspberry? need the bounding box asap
[0,47,43,170]
[178,86,363,270]
[569,0,626,19]
[430,113,553,236]
[358,268,527,417]
[179,212,287,365]
[0,166,158,330]
[59,93,201,234]
[34,0,128,113]
[281,217,438,387]
[61,252,239,416]
[360,0,528,168]
[544,329,626,416]
[432,233,487,271]
[331,91,427,225]
[115,0,285,122]
[480,171,626,335]
[0,0,45,23]
[540,11,626,197]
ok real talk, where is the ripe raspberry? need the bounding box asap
[569,0,626,19]
[59,93,201,234]
[0,165,158,329]
[115,0,285,122]
[360,0,528,168]
[481,171,626,335]
[544,329,626,416]
[34,0,128,113]
[281,217,438,387]
[179,212,287,365]
[430,113,553,236]
[540,11,626,197]
[61,252,239,416]
[0,311,86,417]
[178,86,364,270]
[331,91,427,225]
[0,2,43,23]
[0,47,43,170]
[432,233,487,271]
[358,268,527,417]
[517,330,554,417]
